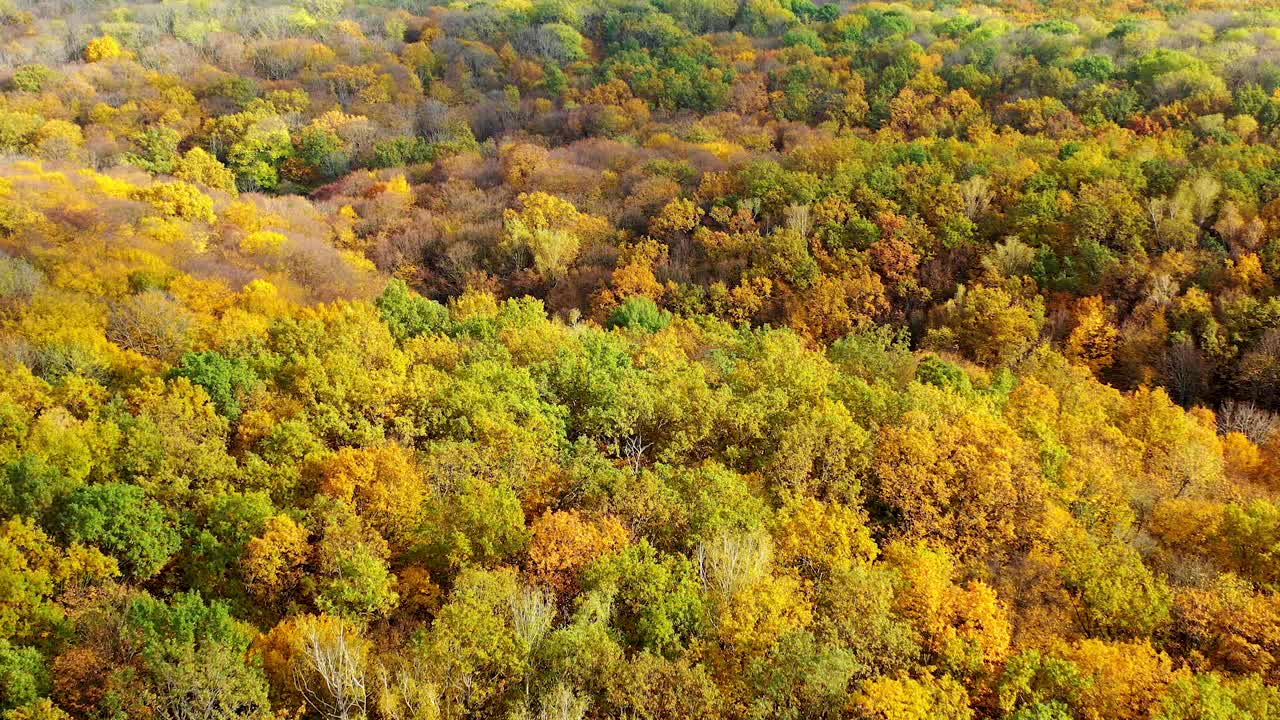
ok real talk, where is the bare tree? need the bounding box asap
[981,236,1036,279]
[155,642,269,720]
[107,290,194,361]
[1147,274,1178,307]
[783,203,812,237]
[960,175,992,220]
[509,585,555,701]
[697,529,772,599]
[375,656,441,720]
[1217,399,1278,444]
[1181,174,1222,227]
[538,684,588,720]
[1163,340,1208,408]
[1238,329,1280,410]
[509,586,555,651]
[294,618,369,720]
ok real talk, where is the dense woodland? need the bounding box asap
[1,0,1280,718]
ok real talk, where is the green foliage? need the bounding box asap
[224,113,292,191]
[1059,535,1172,640]
[422,477,529,571]
[1071,56,1115,82]
[124,127,182,174]
[0,455,76,520]
[124,592,269,720]
[0,641,47,713]
[0,0,1277,716]
[60,483,180,580]
[606,296,671,333]
[915,355,973,394]
[375,279,451,341]
[583,541,706,656]
[169,351,258,420]
[10,66,53,94]
[371,136,435,168]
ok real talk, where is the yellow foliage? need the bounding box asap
[785,269,888,344]
[772,496,878,577]
[1122,386,1225,501]
[174,147,237,195]
[610,237,669,300]
[612,262,663,300]
[383,174,411,196]
[940,580,1012,673]
[721,277,771,324]
[1150,498,1225,556]
[1174,573,1280,680]
[84,35,123,63]
[874,407,1035,558]
[852,672,973,720]
[885,541,1012,674]
[505,191,577,231]
[139,216,208,252]
[1227,253,1268,291]
[241,230,288,256]
[308,445,427,547]
[449,288,500,322]
[341,249,376,273]
[32,120,84,160]
[501,142,549,188]
[80,170,137,199]
[649,198,704,239]
[130,181,215,223]
[1223,431,1266,484]
[221,201,263,233]
[715,571,813,654]
[699,141,744,161]
[529,510,629,593]
[396,565,444,616]
[501,192,612,279]
[253,613,370,710]
[310,110,369,134]
[1066,295,1118,373]
[242,514,311,599]
[1062,639,1176,720]
[168,275,236,316]
[239,279,289,316]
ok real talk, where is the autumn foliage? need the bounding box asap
[0,0,1279,719]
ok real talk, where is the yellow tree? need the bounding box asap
[307,444,427,549]
[1062,639,1176,720]
[241,514,311,604]
[1174,573,1280,683]
[884,542,1012,679]
[874,402,1039,559]
[771,496,878,580]
[1066,296,1119,373]
[527,510,629,595]
[926,283,1044,366]
[714,570,813,656]
[84,36,123,62]
[851,672,974,720]
[501,192,610,281]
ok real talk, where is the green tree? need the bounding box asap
[60,483,180,580]
[374,279,450,342]
[125,127,182,175]
[607,297,672,333]
[169,352,258,421]
[0,641,47,713]
[582,541,706,657]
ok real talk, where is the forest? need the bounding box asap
[0,0,1279,717]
